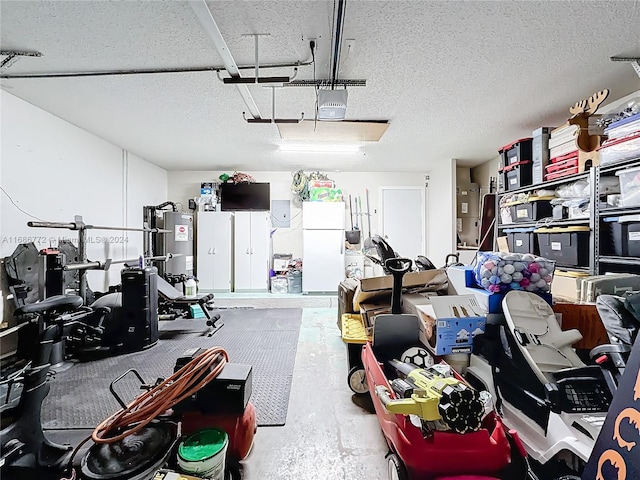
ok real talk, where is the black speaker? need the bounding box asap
[121,266,159,351]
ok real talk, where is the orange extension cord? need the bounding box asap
[92,346,228,444]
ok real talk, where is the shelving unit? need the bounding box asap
[496,167,598,274]
[595,154,640,274]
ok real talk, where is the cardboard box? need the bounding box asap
[359,302,392,329]
[551,270,587,302]
[354,268,447,309]
[401,292,438,316]
[415,295,487,355]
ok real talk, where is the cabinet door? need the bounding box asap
[249,212,270,290]
[211,212,233,291]
[234,212,252,291]
[196,212,216,290]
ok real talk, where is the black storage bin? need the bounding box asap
[503,161,533,191]
[500,138,533,166]
[603,216,640,257]
[535,226,590,267]
[504,227,537,254]
[511,198,553,223]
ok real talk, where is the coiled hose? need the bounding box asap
[291,170,309,203]
[92,347,228,443]
[61,347,228,479]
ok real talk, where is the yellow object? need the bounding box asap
[341,314,370,344]
[504,195,555,206]
[534,226,590,233]
[153,470,204,480]
[381,369,464,420]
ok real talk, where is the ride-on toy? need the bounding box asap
[465,291,621,478]
[360,258,520,480]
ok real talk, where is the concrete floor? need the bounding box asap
[43,294,389,480]
[213,295,389,480]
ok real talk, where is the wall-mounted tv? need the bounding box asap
[220,182,270,211]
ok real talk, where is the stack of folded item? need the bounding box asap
[599,112,640,166]
[544,150,580,181]
[549,123,579,163]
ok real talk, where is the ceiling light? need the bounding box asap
[279,144,361,153]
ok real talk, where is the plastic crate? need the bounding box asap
[535,226,590,267]
[600,132,640,166]
[502,161,533,191]
[500,138,533,166]
[550,150,579,164]
[503,227,537,254]
[602,215,640,257]
[604,112,640,140]
[341,314,370,344]
[510,198,553,223]
[615,165,640,207]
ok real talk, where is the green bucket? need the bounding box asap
[177,428,228,479]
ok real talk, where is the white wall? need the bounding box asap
[168,170,434,260]
[0,91,168,293]
[426,159,456,266]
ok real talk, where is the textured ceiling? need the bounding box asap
[1,0,639,172]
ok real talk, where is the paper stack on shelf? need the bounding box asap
[549,123,579,160]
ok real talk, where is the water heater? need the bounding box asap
[162,211,194,276]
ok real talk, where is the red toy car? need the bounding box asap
[360,258,520,480]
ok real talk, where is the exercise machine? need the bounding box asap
[1,295,93,477]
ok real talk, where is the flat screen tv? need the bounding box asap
[220,182,270,211]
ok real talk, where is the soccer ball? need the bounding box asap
[401,346,434,369]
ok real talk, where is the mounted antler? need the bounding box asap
[586,89,609,115]
[569,99,588,116]
[568,88,610,154]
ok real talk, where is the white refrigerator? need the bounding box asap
[302,201,346,293]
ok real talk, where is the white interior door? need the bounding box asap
[211,212,233,291]
[249,212,269,290]
[380,187,425,260]
[233,212,252,291]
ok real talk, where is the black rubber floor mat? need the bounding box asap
[42,307,302,429]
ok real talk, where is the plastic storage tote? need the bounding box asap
[500,138,533,166]
[615,166,640,207]
[501,161,533,191]
[604,113,640,140]
[602,215,640,257]
[535,226,590,267]
[510,197,553,223]
[504,227,537,254]
[600,133,640,166]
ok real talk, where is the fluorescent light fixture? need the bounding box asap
[279,144,361,153]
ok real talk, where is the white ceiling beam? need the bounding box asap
[188,0,262,118]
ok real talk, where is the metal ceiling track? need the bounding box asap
[0,50,42,72]
[243,86,304,124]
[284,79,366,87]
[221,34,295,85]
[611,56,640,78]
[0,59,312,79]
[189,0,262,118]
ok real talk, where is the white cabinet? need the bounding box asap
[196,212,233,292]
[234,211,270,291]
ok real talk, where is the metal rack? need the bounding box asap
[595,154,640,273]
[496,167,598,275]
